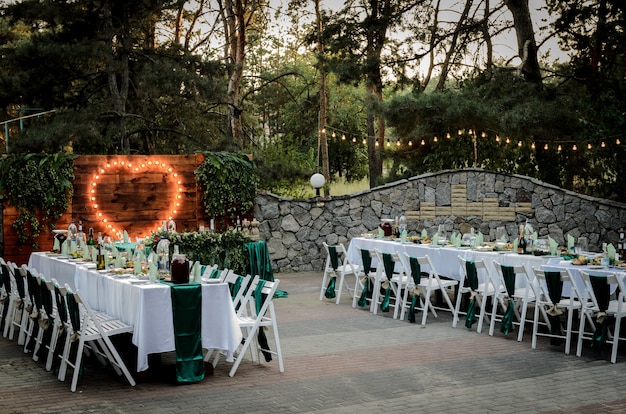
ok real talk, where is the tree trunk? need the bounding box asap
[504,0,542,83]
[224,0,246,149]
[315,0,330,196]
[103,1,130,154]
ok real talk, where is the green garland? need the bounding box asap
[195,151,259,219]
[146,230,250,275]
[0,153,75,249]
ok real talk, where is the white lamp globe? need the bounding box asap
[310,173,326,189]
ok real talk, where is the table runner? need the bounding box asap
[169,283,204,383]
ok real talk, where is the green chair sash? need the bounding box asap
[499,265,516,335]
[246,241,274,281]
[589,275,610,353]
[229,275,244,300]
[170,283,204,383]
[408,257,422,323]
[380,253,394,312]
[65,292,83,377]
[324,246,339,299]
[357,250,372,308]
[209,268,221,279]
[545,271,564,345]
[464,260,478,329]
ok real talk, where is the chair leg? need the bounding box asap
[451,288,464,328]
[564,306,574,355]
[531,303,540,349]
[70,340,86,392]
[319,271,329,301]
[576,309,588,357]
[611,309,622,363]
[335,274,344,305]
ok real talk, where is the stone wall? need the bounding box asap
[255,169,626,273]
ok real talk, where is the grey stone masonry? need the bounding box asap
[255,169,626,272]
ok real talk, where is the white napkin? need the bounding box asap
[123,230,129,244]
[548,236,558,256]
[53,238,60,251]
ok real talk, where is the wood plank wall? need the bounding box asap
[3,154,213,265]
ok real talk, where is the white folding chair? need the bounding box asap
[409,255,459,326]
[531,268,583,354]
[453,257,495,332]
[227,276,284,377]
[370,250,409,319]
[576,271,626,363]
[320,243,361,305]
[352,248,378,309]
[489,262,537,341]
[6,262,30,343]
[222,271,252,310]
[22,266,43,354]
[57,286,135,392]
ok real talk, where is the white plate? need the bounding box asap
[587,265,605,269]
[202,278,222,284]
[128,279,150,285]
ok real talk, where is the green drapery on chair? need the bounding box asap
[464,260,479,329]
[170,283,204,383]
[357,249,373,308]
[253,280,273,362]
[589,275,610,354]
[65,292,83,378]
[324,245,339,299]
[499,265,516,335]
[380,253,394,312]
[246,241,288,298]
[544,271,564,345]
[408,257,422,323]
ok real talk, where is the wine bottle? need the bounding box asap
[86,228,96,246]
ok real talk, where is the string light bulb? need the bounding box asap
[544,144,549,150]
[386,139,391,147]
[505,137,510,144]
[481,132,486,138]
[531,142,536,149]
[341,134,346,140]
[557,145,562,152]
[496,135,500,143]
[433,136,438,142]
[601,141,606,148]
[446,132,451,139]
[518,141,523,147]
[408,140,413,146]
[617,139,621,145]
[573,144,578,151]
[587,143,592,150]
[420,139,426,146]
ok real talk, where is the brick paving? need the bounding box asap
[2,271,626,413]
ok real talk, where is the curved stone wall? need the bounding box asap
[255,169,626,272]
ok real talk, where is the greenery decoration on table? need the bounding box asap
[195,151,259,219]
[146,229,250,275]
[0,153,75,249]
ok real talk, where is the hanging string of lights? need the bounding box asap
[323,126,623,152]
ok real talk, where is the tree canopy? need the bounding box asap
[0,0,624,201]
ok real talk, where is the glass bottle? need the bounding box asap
[156,237,170,275]
[68,220,78,241]
[86,227,96,246]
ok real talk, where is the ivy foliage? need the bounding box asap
[0,153,75,248]
[146,230,250,275]
[195,151,259,219]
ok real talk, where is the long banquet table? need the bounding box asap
[28,252,243,372]
[347,237,551,287]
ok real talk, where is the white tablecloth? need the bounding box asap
[541,258,626,295]
[347,237,551,288]
[28,252,242,372]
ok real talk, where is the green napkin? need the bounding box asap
[567,234,575,252]
[532,231,538,241]
[82,245,90,260]
[401,229,407,243]
[500,235,507,243]
[421,229,428,239]
[607,243,616,261]
[476,232,484,246]
[114,256,122,269]
[432,233,439,245]
[53,237,60,251]
[548,236,558,256]
[377,227,384,238]
[61,240,69,255]
[123,230,130,243]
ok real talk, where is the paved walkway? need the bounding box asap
[2,271,626,413]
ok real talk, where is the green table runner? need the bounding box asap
[169,283,204,383]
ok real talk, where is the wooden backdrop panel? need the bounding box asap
[3,154,210,265]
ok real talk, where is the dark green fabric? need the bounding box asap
[246,241,274,281]
[464,260,479,329]
[380,253,394,312]
[229,275,244,300]
[358,250,372,308]
[324,246,339,299]
[65,292,83,379]
[209,268,221,279]
[545,271,564,345]
[170,283,204,383]
[51,285,69,369]
[499,265,516,335]
[253,280,272,362]
[408,257,422,323]
[590,275,610,354]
